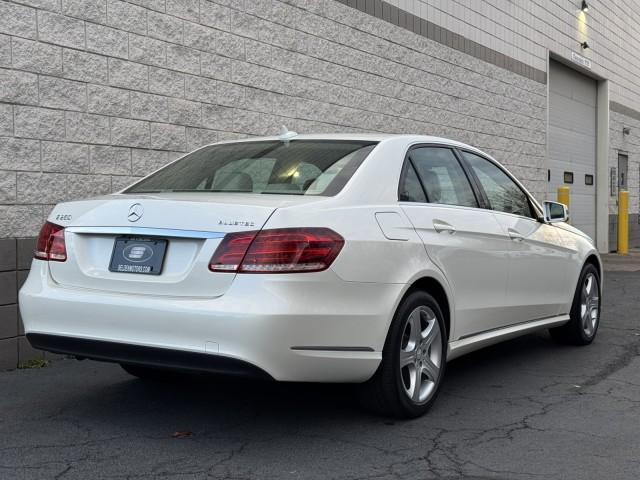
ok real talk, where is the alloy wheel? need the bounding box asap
[580,272,600,337]
[399,306,442,404]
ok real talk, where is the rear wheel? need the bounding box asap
[550,263,601,345]
[359,290,447,418]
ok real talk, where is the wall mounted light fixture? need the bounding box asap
[581,0,589,12]
[623,127,631,135]
[580,41,590,49]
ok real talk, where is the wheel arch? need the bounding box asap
[583,252,603,291]
[405,277,451,340]
[584,253,601,276]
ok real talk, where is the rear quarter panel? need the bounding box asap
[262,202,455,341]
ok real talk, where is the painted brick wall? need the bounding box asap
[0,0,548,367]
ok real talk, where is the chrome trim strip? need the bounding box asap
[447,314,570,361]
[66,226,226,239]
[457,314,568,340]
[290,346,375,352]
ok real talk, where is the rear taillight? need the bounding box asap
[208,231,259,272]
[34,222,67,262]
[209,228,344,273]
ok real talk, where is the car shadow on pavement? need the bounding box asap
[64,331,572,429]
[4,330,618,480]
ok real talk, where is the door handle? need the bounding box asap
[433,220,456,234]
[508,228,524,241]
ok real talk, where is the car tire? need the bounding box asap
[359,290,447,418]
[120,363,181,382]
[549,263,601,345]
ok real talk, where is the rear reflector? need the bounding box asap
[209,228,344,273]
[35,222,67,262]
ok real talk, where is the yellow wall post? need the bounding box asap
[557,186,570,222]
[618,190,629,255]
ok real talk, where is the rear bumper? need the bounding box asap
[20,260,404,382]
[27,333,273,379]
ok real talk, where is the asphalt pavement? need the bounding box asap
[1,270,639,479]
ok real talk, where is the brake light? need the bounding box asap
[34,222,67,262]
[208,231,258,272]
[209,228,344,273]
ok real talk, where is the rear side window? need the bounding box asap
[126,140,377,196]
[399,163,427,202]
[400,147,477,208]
[462,151,534,218]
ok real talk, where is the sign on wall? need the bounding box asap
[571,51,592,69]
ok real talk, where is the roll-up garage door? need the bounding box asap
[547,60,597,240]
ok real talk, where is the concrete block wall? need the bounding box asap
[610,110,640,213]
[0,237,47,369]
[0,0,548,234]
[0,0,550,367]
[386,0,640,114]
[608,109,640,250]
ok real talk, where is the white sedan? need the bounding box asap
[19,132,602,418]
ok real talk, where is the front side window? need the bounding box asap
[462,151,533,218]
[126,140,377,196]
[401,147,477,208]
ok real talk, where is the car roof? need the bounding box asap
[213,133,482,153]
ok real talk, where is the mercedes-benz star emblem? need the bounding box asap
[127,203,144,222]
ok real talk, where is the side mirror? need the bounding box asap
[543,201,569,223]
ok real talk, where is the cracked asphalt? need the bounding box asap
[1,271,639,479]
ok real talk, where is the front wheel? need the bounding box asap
[550,263,601,345]
[359,290,447,418]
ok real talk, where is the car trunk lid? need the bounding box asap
[47,193,320,298]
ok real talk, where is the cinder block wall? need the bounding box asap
[0,0,547,368]
[609,109,640,251]
[0,237,45,369]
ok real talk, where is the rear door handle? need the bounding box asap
[433,220,456,234]
[508,228,524,241]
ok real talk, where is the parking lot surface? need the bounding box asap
[1,271,639,480]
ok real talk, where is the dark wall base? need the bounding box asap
[609,214,640,252]
[0,237,46,370]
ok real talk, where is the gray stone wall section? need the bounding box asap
[0,0,548,241]
[608,109,640,251]
[0,0,548,367]
[610,110,640,215]
[335,0,547,84]
[611,102,640,123]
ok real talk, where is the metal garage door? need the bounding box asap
[547,60,597,240]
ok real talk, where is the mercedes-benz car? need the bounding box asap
[19,132,602,418]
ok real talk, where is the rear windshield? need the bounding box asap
[125,140,377,196]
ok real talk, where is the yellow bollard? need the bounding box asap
[557,186,570,223]
[618,190,629,255]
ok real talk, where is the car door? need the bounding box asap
[459,150,574,322]
[399,145,512,340]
